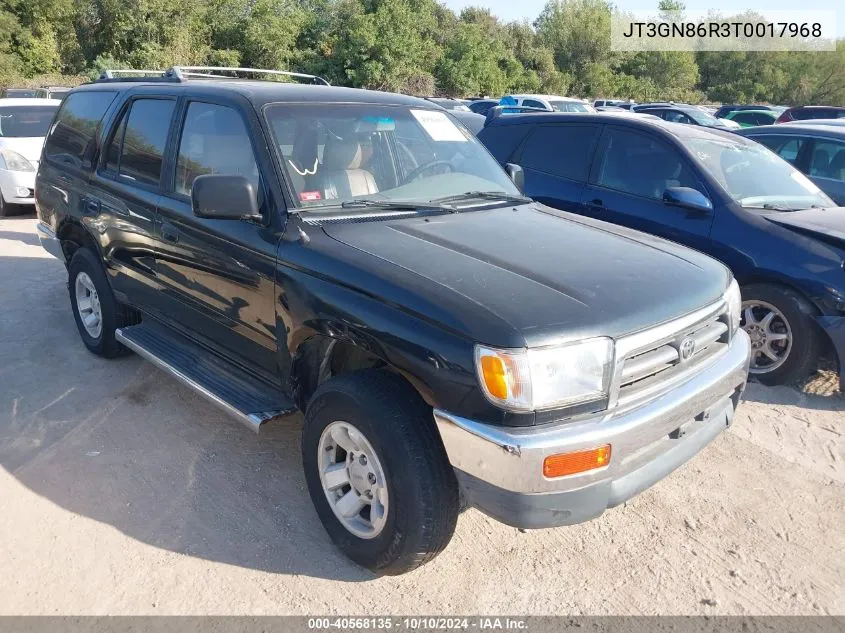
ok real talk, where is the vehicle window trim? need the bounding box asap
[588,124,709,203]
[165,96,272,225]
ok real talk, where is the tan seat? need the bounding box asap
[321,135,378,199]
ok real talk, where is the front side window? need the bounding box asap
[265,103,518,209]
[808,140,845,181]
[664,110,692,124]
[0,106,57,138]
[44,91,117,168]
[594,128,701,200]
[116,99,175,187]
[176,102,260,196]
[753,135,806,166]
[689,136,833,210]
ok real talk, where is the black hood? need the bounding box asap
[762,207,845,247]
[319,204,730,348]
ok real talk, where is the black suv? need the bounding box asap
[35,67,750,575]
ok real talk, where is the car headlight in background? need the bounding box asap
[476,338,614,412]
[0,149,35,172]
[725,278,741,336]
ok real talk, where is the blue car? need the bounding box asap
[479,112,845,387]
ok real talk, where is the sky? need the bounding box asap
[442,0,844,36]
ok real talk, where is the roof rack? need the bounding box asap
[95,66,330,86]
[166,66,330,86]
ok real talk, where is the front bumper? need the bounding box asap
[0,168,36,205]
[434,329,751,529]
[36,222,64,260]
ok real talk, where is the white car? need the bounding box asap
[0,98,59,216]
[502,94,596,113]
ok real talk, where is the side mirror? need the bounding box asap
[663,186,712,213]
[505,163,525,193]
[191,174,261,220]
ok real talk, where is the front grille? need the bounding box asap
[617,308,730,403]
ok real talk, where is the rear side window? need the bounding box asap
[808,139,845,181]
[44,91,117,169]
[175,102,260,196]
[520,124,600,182]
[523,99,545,110]
[477,124,532,163]
[118,99,175,186]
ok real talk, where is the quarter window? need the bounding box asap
[44,91,117,168]
[175,102,260,196]
[594,128,701,199]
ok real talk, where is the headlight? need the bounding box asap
[476,338,614,412]
[0,149,35,172]
[725,278,741,335]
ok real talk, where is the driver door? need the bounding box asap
[580,126,715,253]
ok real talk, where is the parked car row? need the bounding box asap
[33,67,753,575]
[2,86,71,101]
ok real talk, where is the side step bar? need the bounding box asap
[116,322,296,433]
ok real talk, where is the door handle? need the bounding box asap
[161,223,179,243]
[586,198,604,209]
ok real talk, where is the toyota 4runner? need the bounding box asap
[35,67,751,575]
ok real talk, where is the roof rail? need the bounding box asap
[98,69,168,80]
[484,104,553,127]
[165,66,330,86]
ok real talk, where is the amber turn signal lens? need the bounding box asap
[543,445,611,478]
[480,354,508,400]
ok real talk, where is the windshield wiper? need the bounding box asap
[430,191,533,206]
[339,199,455,212]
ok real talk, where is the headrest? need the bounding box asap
[323,135,365,171]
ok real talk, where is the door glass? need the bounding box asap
[595,128,701,199]
[104,109,128,173]
[520,125,600,182]
[522,99,545,110]
[119,99,176,186]
[175,102,260,196]
[44,91,117,168]
[808,140,845,181]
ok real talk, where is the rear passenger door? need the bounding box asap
[580,126,714,253]
[514,123,601,214]
[88,95,176,306]
[153,97,281,377]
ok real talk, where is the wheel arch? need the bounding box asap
[56,218,101,264]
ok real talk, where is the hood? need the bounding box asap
[0,137,45,163]
[321,204,730,347]
[763,207,845,247]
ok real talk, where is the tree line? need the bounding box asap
[2,0,844,105]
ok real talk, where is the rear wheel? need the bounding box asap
[302,369,459,575]
[741,283,819,385]
[68,248,134,358]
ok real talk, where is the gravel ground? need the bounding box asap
[1,215,843,615]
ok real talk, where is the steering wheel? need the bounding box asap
[402,160,456,184]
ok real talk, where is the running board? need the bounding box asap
[116,322,296,433]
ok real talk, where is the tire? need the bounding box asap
[302,369,459,575]
[741,283,819,385]
[68,248,134,358]
[0,194,11,217]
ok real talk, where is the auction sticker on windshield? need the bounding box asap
[411,109,467,142]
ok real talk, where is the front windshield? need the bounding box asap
[549,101,592,113]
[265,103,519,209]
[688,136,833,210]
[0,106,56,137]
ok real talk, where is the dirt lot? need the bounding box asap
[1,215,843,615]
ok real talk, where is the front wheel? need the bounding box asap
[741,283,819,385]
[302,369,459,575]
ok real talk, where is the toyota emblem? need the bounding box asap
[679,336,696,362]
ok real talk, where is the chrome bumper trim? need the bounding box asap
[434,329,750,495]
